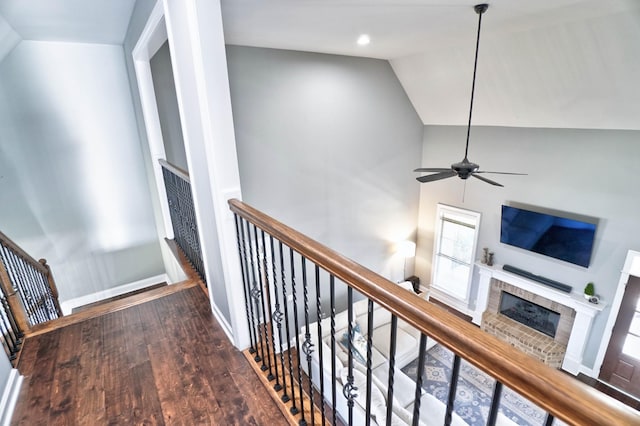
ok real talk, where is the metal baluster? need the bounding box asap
[385,315,398,426]
[486,381,503,426]
[4,248,35,325]
[290,248,304,419]
[314,265,325,425]
[412,334,428,426]
[269,236,286,392]
[267,234,282,391]
[544,413,555,426]
[259,230,276,382]
[365,299,374,426]
[25,263,46,322]
[344,287,356,426]
[329,275,337,426]
[445,355,462,426]
[247,224,266,367]
[278,241,292,404]
[301,257,314,426]
[234,215,257,354]
[0,296,19,360]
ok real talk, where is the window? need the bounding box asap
[431,204,481,302]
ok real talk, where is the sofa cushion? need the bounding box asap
[371,324,418,361]
[407,393,469,426]
[333,333,387,369]
[370,363,423,409]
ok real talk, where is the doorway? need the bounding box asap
[600,275,640,398]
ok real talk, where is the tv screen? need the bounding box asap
[500,205,596,268]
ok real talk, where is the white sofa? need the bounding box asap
[301,281,518,426]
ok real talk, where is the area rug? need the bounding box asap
[401,344,547,425]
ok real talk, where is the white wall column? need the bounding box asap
[162,0,247,348]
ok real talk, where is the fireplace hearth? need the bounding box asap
[499,292,560,338]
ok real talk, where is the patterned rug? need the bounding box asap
[401,344,547,425]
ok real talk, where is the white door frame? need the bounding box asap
[132,1,173,240]
[132,0,248,350]
[593,250,640,377]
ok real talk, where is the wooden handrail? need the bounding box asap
[228,198,640,426]
[159,159,190,182]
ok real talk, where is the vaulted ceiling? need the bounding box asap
[1,0,638,130]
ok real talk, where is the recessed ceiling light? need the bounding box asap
[357,34,370,46]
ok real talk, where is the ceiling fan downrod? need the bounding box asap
[464,3,488,160]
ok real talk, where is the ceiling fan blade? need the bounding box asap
[416,170,457,183]
[414,167,452,172]
[476,170,527,175]
[471,173,503,187]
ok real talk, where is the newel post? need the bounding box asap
[0,258,29,333]
[39,259,63,317]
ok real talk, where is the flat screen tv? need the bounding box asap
[500,205,596,268]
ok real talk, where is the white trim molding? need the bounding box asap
[0,369,22,426]
[60,274,169,315]
[592,250,640,378]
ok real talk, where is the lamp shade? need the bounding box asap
[398,240,416,258]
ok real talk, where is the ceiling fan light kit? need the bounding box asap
[415,3,525,187]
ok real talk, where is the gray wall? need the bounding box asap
[226,46,423,280]
[0,40,164,300]
[415,125,640,369]
[150,41,188,171]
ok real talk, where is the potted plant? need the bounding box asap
[584,282,595,300]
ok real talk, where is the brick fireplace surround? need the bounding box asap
[482,280,575,368]
[474,263,605,375]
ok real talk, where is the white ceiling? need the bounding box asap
[0,0,638,130]
[221,0,640,130]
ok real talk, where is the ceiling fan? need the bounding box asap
[414,4,525,187]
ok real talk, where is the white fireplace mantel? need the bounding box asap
[474,263,605,375]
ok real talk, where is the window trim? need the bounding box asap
[431,203,481,304]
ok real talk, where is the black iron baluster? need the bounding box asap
[4,248,35,325]
[0,296,20,360]
[486,381,503,426]
[259,230,275,382]
[247,224,266,367]
[344,286,356,426]
[365,299,374,426]
[314,265,325,425]
[301,257,314,426]
[329,275,337,426]
[161,163,205,284]
[278,241,292,404]
[290,248,304,420]
[267,234,282,392]
[252,225,270,373]
[445,354,462,426]
[385,315,398,426]
[544,413,555,426]
[235,215,257,354]
[412,334,428,426]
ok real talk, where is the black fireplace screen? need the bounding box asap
[499,292,560,338]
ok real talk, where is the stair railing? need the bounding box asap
[159,159,206,285]
[229,198,640,426]
[0,231,62,364]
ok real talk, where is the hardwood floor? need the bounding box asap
[11,283,286,425]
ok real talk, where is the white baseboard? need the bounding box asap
[60,274,169,315]
[0,369,22,426]
[210,300,235,343]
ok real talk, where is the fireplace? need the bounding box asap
[499,292,560,338]
[475,263,605,374]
